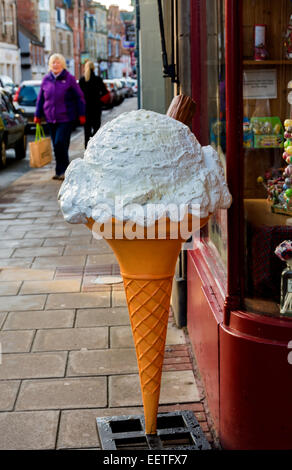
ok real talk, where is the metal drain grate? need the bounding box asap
[96,411,211,450]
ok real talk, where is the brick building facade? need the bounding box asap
[0,0,20,83]
[66,0,86,78]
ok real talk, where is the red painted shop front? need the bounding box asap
[188,0,292,449]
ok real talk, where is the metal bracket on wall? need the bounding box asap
[157,0,178,83]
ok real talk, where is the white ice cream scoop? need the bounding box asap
[58,109,232,226]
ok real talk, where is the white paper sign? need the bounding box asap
[243,69,277,99]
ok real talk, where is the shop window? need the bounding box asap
[193,0,228,292]
[242,0,292,317]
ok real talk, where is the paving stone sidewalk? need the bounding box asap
[0,102,215,450]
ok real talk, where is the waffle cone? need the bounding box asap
[86,215,209,434]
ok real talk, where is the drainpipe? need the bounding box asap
[135,0,141,109]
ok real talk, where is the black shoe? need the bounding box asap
[52,174,65,181]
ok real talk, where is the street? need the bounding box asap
[0,97,137,194]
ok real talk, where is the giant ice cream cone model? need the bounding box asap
[58,95,232,437]
[86,214,209,434]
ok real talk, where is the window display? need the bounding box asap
[243,0,292,316]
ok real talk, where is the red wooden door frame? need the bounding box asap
[224,0,244,324]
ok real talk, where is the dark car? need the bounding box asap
[0,88,28,168]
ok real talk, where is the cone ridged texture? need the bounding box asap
[124,277,171,392]
[123,275,172,434]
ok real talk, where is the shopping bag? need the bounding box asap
[29,124,52,168]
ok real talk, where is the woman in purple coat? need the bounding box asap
[34,53,86,180]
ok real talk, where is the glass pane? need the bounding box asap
[19,85,40,106]
[193,0,227,292]
[243,0,292,317]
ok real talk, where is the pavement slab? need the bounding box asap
[64,245,113,255]
[0,218,35,227]
[0,381,20,410]
[20,279,81,295]
[110,323,186,349]
[57,407,144,449]
[75,307,130,327]
[109,371,200,407]
[15,377,107,411]
[67,348,138,376]
[112,289,127,307]
[86,254,118,266]
[0,311,7,328]
[32,326,108,351]
[0,411,60,450]
[24,229,72,239]
[43,236,92,247]
[46,291,110,309]
[17,211,58,219]
[0,248,13,258]
[0,231,26,240]
[12,247,64,258]
[0,239,44,248]
[0,213,18,219]
[0,268,55,281]
[3,309,75,330]
[0,351,67,379]
[0,294,46,311]
[0,329,35,352]
[0,281,22,295]
[32,255,86,269]
[0,258,33,268]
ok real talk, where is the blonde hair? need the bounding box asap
[48,53,66,71]
[84,60,94,82]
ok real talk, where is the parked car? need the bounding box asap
[101,82,115,109]
[0,75,17,96]
[13,80,43,131]
[103,79,122,106]
[119,78,134,98]
[128,78,138,96]
[0,88,28,168]
[113,78,127,102]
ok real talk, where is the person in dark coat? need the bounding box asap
[34,53,86,180]
[79,60,108,148]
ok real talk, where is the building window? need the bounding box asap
[67,35,71,56]
[1,1,6,36]
[58,32,63,54]
[10,4,14,39]
[39,0,50,10]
